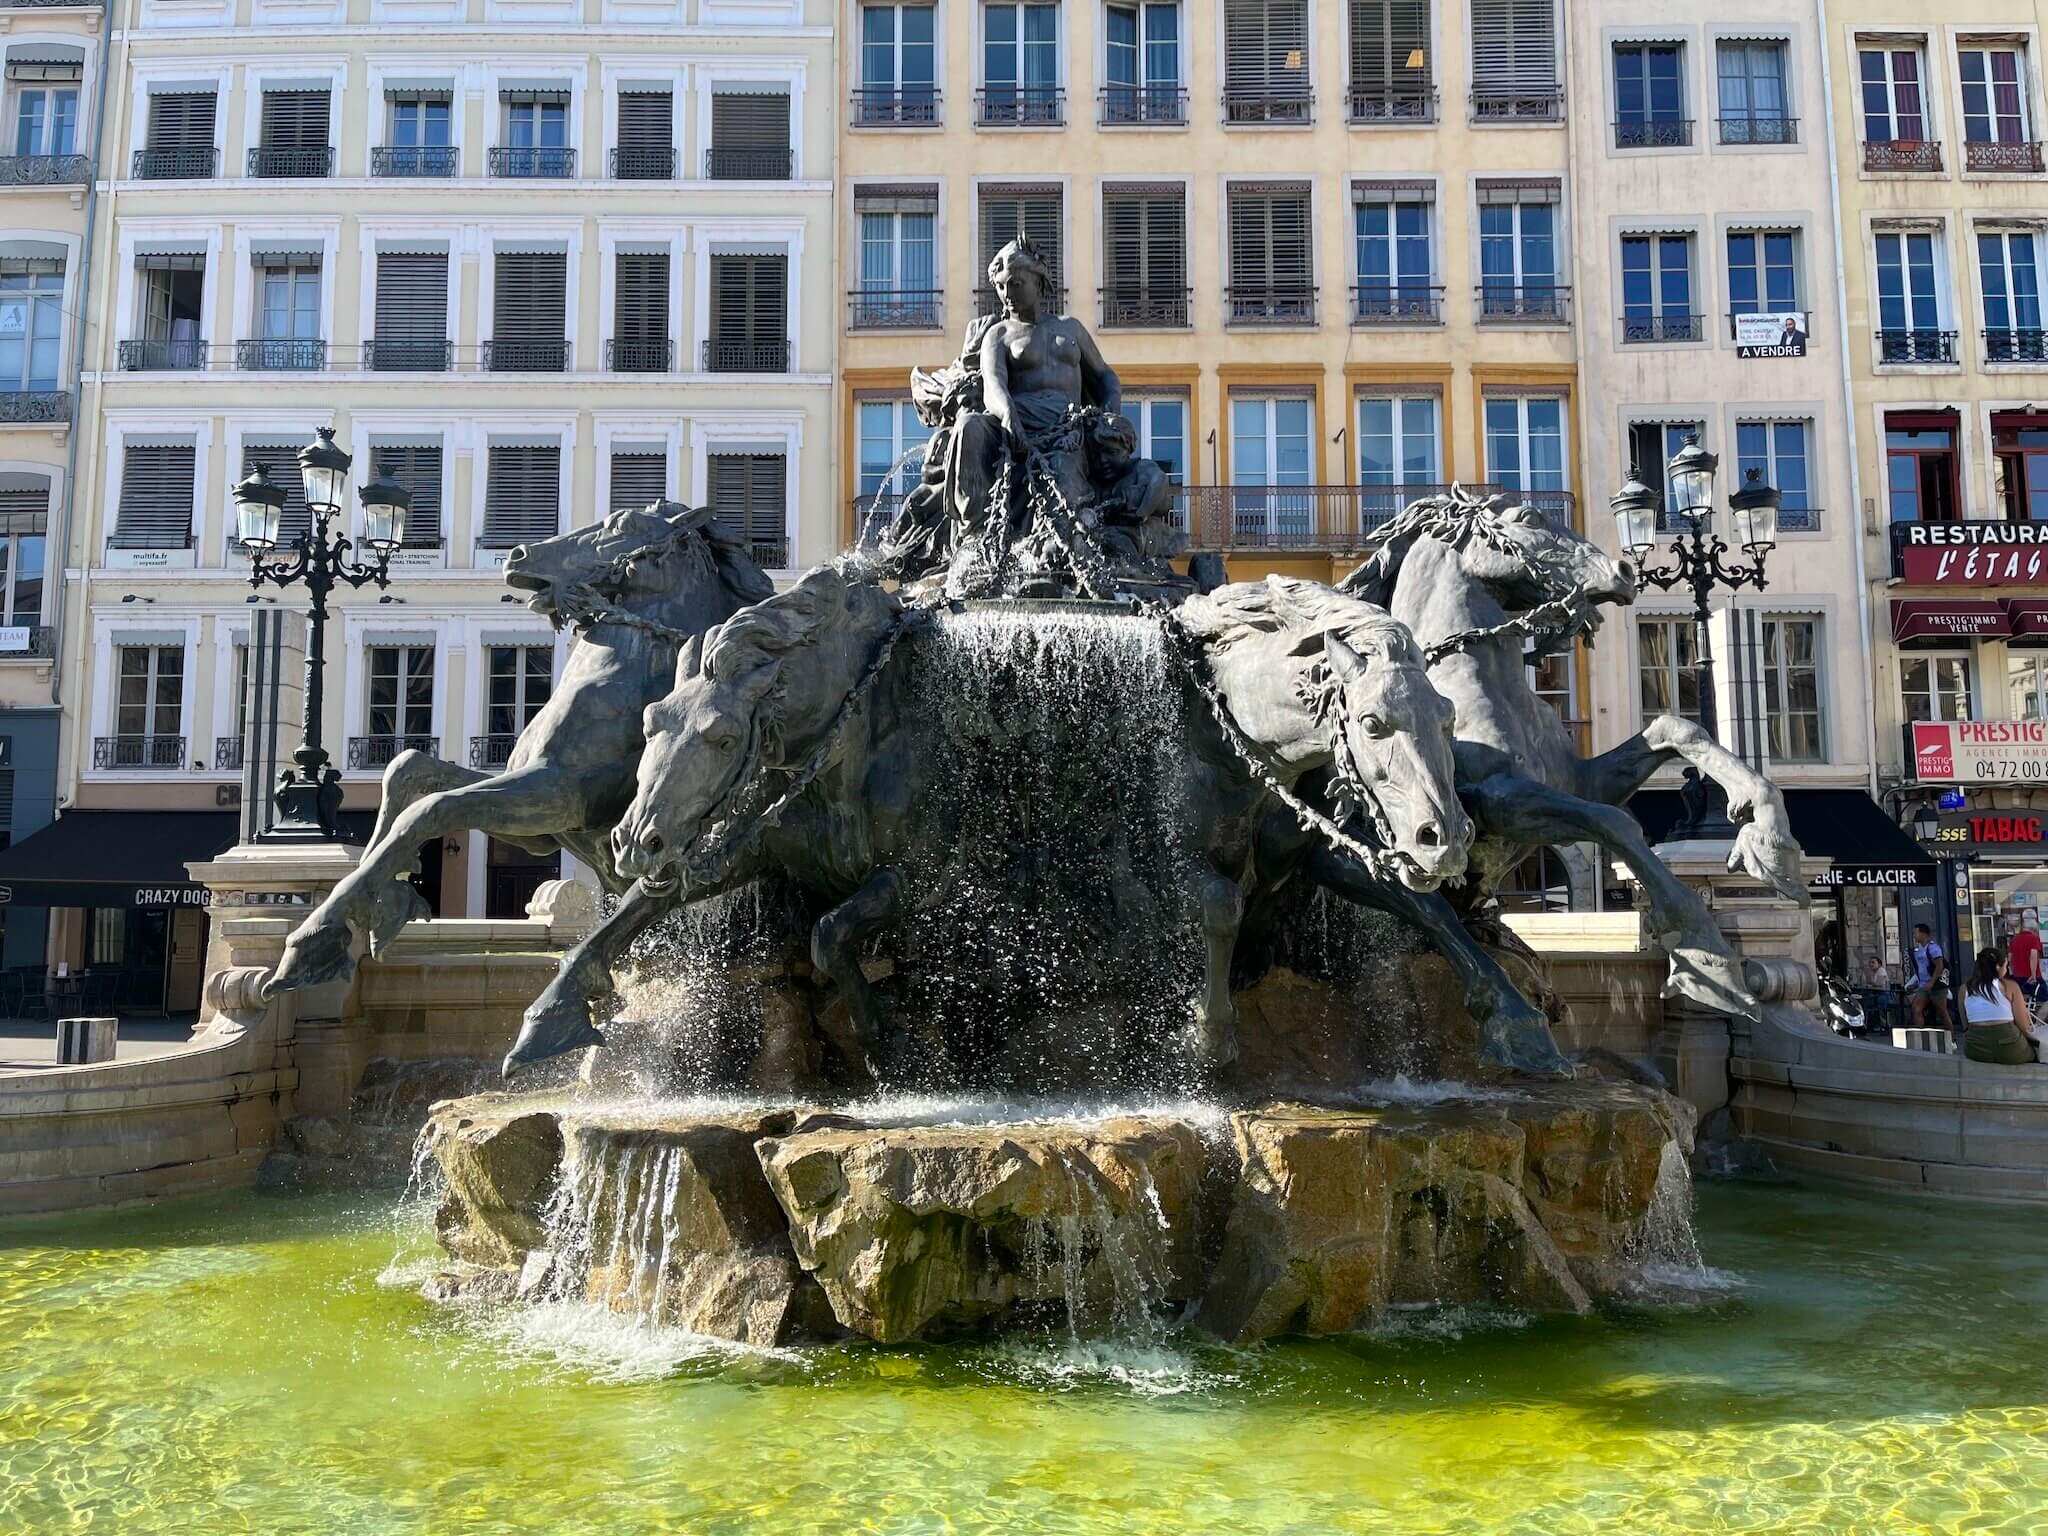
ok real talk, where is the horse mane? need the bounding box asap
[1180,575,1424,667]
[701,565,857,681]
[1336,486,1502,606]
[638,500,777,607]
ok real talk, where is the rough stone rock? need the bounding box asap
[1195,1081,1691,1343]
[1230,955,1496,1091]
[756,1118,1214,1344]
[425,1095,568,1268]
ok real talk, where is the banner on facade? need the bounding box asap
[1911,721,2048,784]
[1734,311,1808,358]
[1897,522,2048,586]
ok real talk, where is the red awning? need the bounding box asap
[1890,598,2012,641]
[2008,598,2048,639]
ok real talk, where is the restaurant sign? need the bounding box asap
[1897,523,2048,586]
[1911,721,2048,783]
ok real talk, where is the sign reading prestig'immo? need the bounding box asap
[1912,720,2048,783]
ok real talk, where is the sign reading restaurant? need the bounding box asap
[1898,522,2048,586]
[1912,721,2048,783]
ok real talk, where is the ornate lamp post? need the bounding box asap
[232,426,410,840]
[1610,433,1781,841]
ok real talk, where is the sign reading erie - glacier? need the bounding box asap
[1913,721,2048,782]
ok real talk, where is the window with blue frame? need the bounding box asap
[1353,196,1434,319]
[13,86,78,157]
[1738,420,1814,531]
[1716,40,1790,143]
[1727,230,1798,317]
[1614,43,1685,146]
[1979,228,2045,361]
[1626,420,1702,529]
[1105,0,1181,120]
[1358,394,1442,528]
[1874,229,1949,361]
[1477,196,1557,317]
[1620,234,1696,341]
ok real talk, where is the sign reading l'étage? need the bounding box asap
[1734,311,1808,358]
[1898,522,2048,586]
[1912,721,2048,783]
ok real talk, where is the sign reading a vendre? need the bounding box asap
[1899,522,2048,586]
[1912,721,2048,783]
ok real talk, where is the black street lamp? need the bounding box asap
[233,426,410,841]
[1611,433,1781,841]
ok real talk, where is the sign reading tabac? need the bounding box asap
[1734,311,1808,358]
[1897,522,2048,586]
[1911,721,2048,783]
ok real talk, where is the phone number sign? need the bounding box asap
[1911,721,2048,783]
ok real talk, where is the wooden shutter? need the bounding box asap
[374,252,449,352]
[0,481,49,535]
[493,253,568,343]
[1472,0,1555,93]
[1351,0,1429,92]
[242,442,314,547]
[614,253,669,342]
[1224,0,1309,97]
[148,92,215,150]
[1102,184,1185,293]
[372,443,443,546]
[115,445,195,548]
[711,255,787,345]
[978,184,1065,296]
[259,89,329,148]
[709,92,791,176]
[1229,184,1312,291]
[617,91,673,152]
[609,451,667,511]
[707,453,788,551]
[482,445,561,546]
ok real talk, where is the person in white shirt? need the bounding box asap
[1960,947,2040,1065]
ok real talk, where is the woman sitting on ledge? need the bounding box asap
[1961,948,2042,1065]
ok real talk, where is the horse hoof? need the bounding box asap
[365,880,431,960]
[1481,1002,1574,1081]
[266,917,355,995]
[502,996,606,1077]
[1180,1015,1240,1074]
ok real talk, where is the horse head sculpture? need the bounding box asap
[503,499,773,633]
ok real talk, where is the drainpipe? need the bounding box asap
[1814,0,1880,797]
[49,0,115,717]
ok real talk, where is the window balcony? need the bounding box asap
[248,145,333,179]
[0,390,69,425]
[131,147,217,180]
[215,735,244,771]
[702,338,789,372]
[1614,118,1691,149]
[236,338,326,372]
[606,337,674,373]
[976,284,1065,317]
[1099,285,1190,328]
[1621,312,1703,343]
[364,338,452,372]
[704,146,792,179]
[1966,139,2045,173]
[850,87,941,127]
[1348,86,1436,124]
[93,735,186,771]
[1864,138,1943,172]
[1225,285,1316,325]
[0,625,54,659]
[1877,329,1959,364]
[1476,283,1570,324]
[0,153,91,187]
[748,536,790,569]
[1222,90,1312,125]
[371,145,457,177]
[469,734,518,770]
[348,734,439,772]
[1984,327,2048,363]
[117,338,208,372]
[488,146,575,178]
[481,340,571,372]
[1176,482,1533,552]
[1719,115,1797,145]
[1351,284,1444,325]
[610,146,677,180]
[849,288,943,329]
[976,85,1064,126]
[1098,85,1186,125]
[1470,88,1562,122]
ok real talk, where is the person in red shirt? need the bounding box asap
[2009,914,2044,1010]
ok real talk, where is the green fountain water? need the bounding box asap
[2,1177,2043,1532]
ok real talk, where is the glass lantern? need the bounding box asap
[357,470,411,556]
[1609,475,1659,560]
[1666,434,1719,521]
[297,425,353,516]
[1728,467,1782,554]
[232,463,287,552]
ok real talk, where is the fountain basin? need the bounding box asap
[422,1078,1694,1345]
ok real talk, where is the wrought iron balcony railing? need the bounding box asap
[1614,118,1691,149]
[236,338,326,371]
[1877,328,1959,364]
[215,735,244,771]
[372,144,458,177]
[1177,482,1542,552]
[364,338,452,372]
[849,289,942,329]
[749,537,791,569]
[482,339,571,372]
[1098,84,1187,125]
[1099,286,1190,328]
[1864,138,1943,172]
[976,284,1066,317]
[702,337,789,372]
[131,146,217,180]
[704,146,792,179]
[1476,283,1570,324]
[1471,88,1562,122]
[1984,327,2048,363]
[1352,285,1445,324]
[469,734,518,770]
[1719,115,1797,145]
[1966,139,2045,173]
[1222,89,1312,125]
[248,145,334,178]
[1225,285,1316,325]
[93,735,186,771]
[0,391,69,425]
[117,338,207,371]
[850,86,941,126]
[1621,312,1704,343]
[488,146,576,178]
[976,85,1064,126]
[606,337,674,372]
[0,625,54,659]
[0,153,91,187]
[348,734,439,771]
[1348,86,1436,123]
[610,145,677,179]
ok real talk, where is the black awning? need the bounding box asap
[0,810,238,909]
[1628,788,1938,890]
